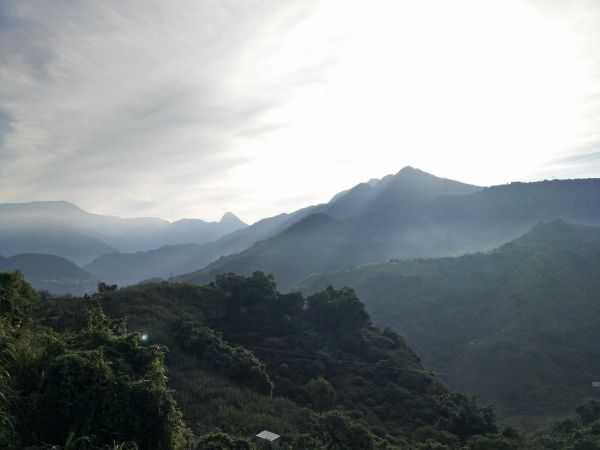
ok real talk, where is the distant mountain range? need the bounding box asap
[5,167,600,292]
[85,167,483,285]
[82,206,318,285]
[179,169,600,288]
[293,220,600,423]
[0,201,247,263]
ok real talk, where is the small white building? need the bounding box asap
[255,430,280,447]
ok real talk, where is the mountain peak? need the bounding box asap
[393,166,483,192]
[219,211,246,227]
[397,166,429,176]
[398,165,416,172]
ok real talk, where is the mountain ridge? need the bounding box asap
[9,169,600,291]
[178,175,600,289]
[0,200,248,261]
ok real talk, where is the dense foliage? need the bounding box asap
[0,272,192,449]
[2,269,599,448]
[37,271,503,448]
[529,400,600,449]
[294,221,600,424]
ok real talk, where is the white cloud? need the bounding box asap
[1,0,599,222]
[0,0,323,221]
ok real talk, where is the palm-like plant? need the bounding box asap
[0,369,14,433]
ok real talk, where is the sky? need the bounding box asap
[1,0,599,223]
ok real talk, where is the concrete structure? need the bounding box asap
[255,430,280,447]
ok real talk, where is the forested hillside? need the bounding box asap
[0,271,515,448]
[294,221,600,424]
[40,273,499,447]
[3,270,600,448]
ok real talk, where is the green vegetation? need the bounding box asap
[529,400,600,449]
[0,271,192,449]
[294,221,600,424]
[41,272,491,446]
[2,269,599,448]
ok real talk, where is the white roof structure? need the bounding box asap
[256,430,280,442]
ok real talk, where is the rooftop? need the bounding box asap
[256,430,280,441]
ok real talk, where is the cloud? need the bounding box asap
[540,141,600,180]
[0,109,14,149]
[1,0,600,223]
[0,0,323,221]
[523,0,600,177]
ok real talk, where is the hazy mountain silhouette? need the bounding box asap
[319,166,480,218]
[17,169,600,291]
[84,167,477,286]
[84,243,208,286]
[0,201,247,262]
[0,219,116,264]
[0,253,97,294]
[179,174,600,289]
[293,220,600,422]
[83,206,320,286]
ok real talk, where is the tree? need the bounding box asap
[97,281,118,294]
[576,400,600,425]
[305,377,336,412]
[7,307,193,449]
[305,287,369,333]
[0,271,37,324]
[436,393,497,439]
[195,431,255,450]
[318,410,374,450]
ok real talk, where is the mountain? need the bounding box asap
[179,175,600,289]
[82,208,319,286]
[35,272,504,448]
[318,166,480,219]
[4,271,597,448]
[0,253,97,294]
[293,221,600,424]
[24,170,600,291]
[161,211,248,246]
[0,220,116,265]
[218,211,247,228]
[84,243,208,286]
[177,167,482,286]
[0,201,247,262]
[81,167,481,287]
